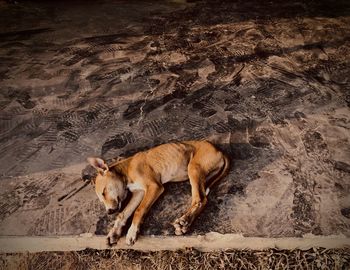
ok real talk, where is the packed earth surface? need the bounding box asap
[0,0,350,245]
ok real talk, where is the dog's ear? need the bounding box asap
[87,157,109,175]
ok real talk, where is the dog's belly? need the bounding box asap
[160,164,188,183]
[160,163,189,183]
[143,142,193,184]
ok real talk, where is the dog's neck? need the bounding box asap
[110,158,131,184]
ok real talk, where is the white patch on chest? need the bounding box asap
[127,182,144,191]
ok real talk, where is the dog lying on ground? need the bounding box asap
[88,140,230,246]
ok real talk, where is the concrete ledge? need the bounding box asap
[1,233,349,253]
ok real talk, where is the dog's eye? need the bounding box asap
[102,188,106,198]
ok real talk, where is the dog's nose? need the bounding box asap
[107,208,118,215]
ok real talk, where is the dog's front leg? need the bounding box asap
[125,182,164,245]
[107,190,144,246]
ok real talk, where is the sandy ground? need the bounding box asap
[0,0,350,247]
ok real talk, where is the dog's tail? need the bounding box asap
[205,153,230,195]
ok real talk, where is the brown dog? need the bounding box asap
[88,140,230,246]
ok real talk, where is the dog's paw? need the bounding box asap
[173,216,190,235]
[106,227,120,246]
[113,217,124,233]
[126,224,138,246]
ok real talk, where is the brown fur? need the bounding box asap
[88,140,230,246]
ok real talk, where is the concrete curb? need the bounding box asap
[1,233,349,253]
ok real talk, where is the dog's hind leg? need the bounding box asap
[173,162,207,235]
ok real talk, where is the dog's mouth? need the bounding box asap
[107,208,118,215]
[106,201,122,215]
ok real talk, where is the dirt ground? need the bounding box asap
[0,0,350,247]
[1,248,350,270]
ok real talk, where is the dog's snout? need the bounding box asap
[107,208,118,215]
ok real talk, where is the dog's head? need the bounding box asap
[87,157,127,215]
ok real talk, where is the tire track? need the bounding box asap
[51,97,76,109]
[13,145,41,163]
[37,126,58,145]
[60,129,80,143]
[0,118,17,140]
[29,206,68,235]
[0,174,59,221]
[142,118,168,137]
[101,132,136,156]
[0,117,14,133]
